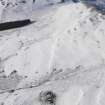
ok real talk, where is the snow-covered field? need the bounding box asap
[1,0,105,105]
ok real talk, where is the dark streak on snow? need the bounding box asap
[0,19,36,31]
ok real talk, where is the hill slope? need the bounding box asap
[0,2,105,105]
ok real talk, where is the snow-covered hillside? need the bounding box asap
[1,1,105,105]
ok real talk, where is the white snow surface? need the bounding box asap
[0,1,105,105]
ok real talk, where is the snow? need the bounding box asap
[51,3,105,69]
[1,1,105,105]
[57,86,83,105]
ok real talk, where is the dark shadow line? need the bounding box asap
[0,19,36,31]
